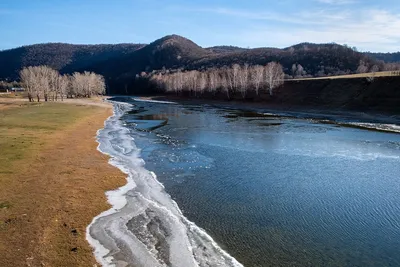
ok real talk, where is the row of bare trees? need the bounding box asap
[20,66,105,102]
[149,62,284,98]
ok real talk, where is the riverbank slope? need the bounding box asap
[153,76,400,115]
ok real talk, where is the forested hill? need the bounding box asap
[366,52,400,63]
[87,36,379,79]
[0,43,145,80]
[1,34,398,94]
[84,36,382,93]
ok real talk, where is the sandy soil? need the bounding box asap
[0,97,126,266]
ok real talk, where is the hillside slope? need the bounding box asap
[87,37,377,94]
[366,52,400,63]
[0,35,384,95]
[0,43,145,80]
[87,35,212,77]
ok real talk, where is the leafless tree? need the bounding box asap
[199,72,207,94]
[147,62,285,99]
[296,64,305,77]
[291,64,297,78]
[232,64,240,91]
[357,60,369,74]
[265,62,284,95]
[238,64,249,98]
[220,69,230,99]
[19,67,35,102]
[251,65,264,95]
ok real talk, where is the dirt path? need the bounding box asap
[0,99,125,266]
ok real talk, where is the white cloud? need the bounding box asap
[185,6,400,52]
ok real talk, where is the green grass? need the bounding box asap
[0,102,100,175]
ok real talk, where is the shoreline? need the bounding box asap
[131,95,400,134]
[0,97,126,266]
[86,99,244,267]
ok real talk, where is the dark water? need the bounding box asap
[118,98,400,267]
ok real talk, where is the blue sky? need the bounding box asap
[1,0,400,52]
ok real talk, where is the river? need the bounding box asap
[88,97,400,267]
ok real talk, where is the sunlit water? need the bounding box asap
[116,98,400,267]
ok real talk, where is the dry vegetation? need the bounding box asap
[148,62,285,97]
[20,65,106,102]
[0,99,125,266]
[291,70,400,81]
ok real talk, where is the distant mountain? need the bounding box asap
[0,43,145,80]
[0,35,386,94]
[84,37,377,93]
[87,35,212,79]
[365,52,400,63]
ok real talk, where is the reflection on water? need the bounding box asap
[118,98,400,267]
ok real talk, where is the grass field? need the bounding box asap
[0,100,125,266]
[0,92,26,98]
[289,71,400,81]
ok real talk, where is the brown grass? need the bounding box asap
[0,99,125,266]
[290,71,400,81]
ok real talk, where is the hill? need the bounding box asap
[84,37,378,94]
[205,46,249,54]
[0,43,145,80]
[87,35,212,77]
[0,35,390,94]
[366,52,400,63]
[190,42,375,76]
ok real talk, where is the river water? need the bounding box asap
[89,97,400,267]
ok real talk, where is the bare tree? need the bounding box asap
[366,65,380,83]
[251,65,264,95]
[198,72,207,94]
[220,69,230,99]
[207,69,219,94]
[265,62,284,95]
[238,64,249,98]
[296,64,305,77]
[19,67,35,102]
[291,64,297,78]
[20,66,104,101]
[357,60,369,74]
[232,64,240,91]
[58,75,70,101]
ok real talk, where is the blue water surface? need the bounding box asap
[118,98,400,267]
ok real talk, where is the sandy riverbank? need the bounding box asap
[0,97,126,266]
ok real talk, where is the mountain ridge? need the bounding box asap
[1,34,399,95]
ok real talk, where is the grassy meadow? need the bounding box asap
[0,102,96,174]
[0,99,125,266]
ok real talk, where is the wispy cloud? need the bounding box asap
[179,6,350,26]
[177,5,400,52]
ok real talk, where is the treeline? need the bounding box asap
[0,81,20,91]
[356,60,400,74]
[146,62,284,98]
[20,65,105,102]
